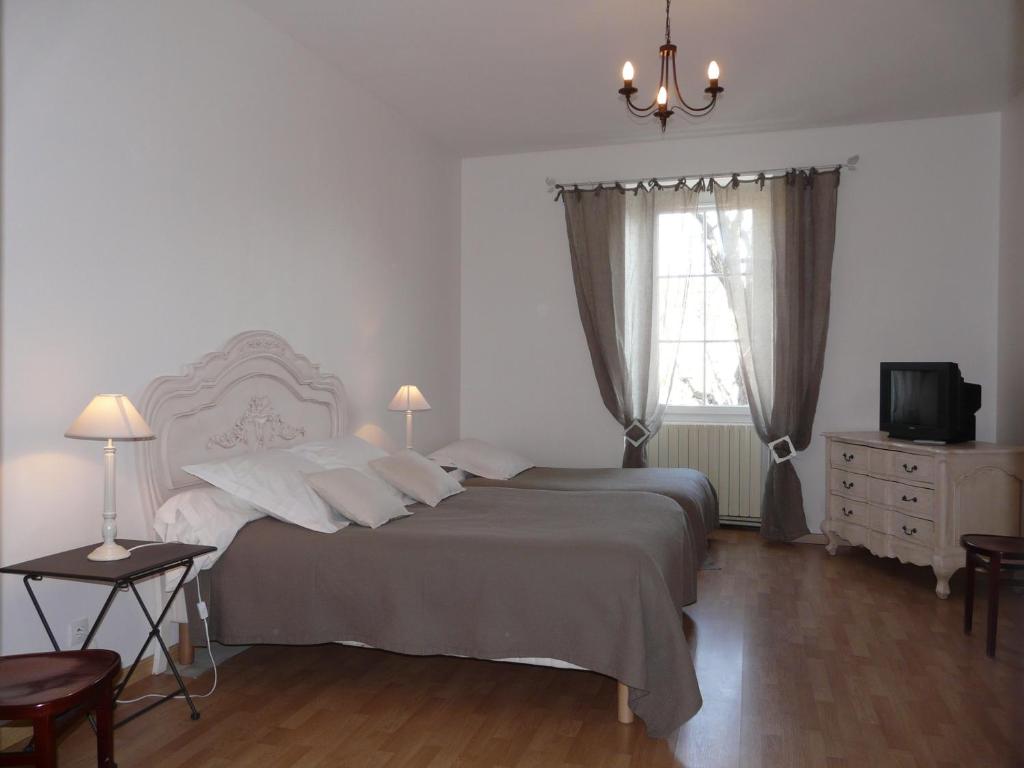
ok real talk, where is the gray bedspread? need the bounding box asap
[192,486,702,737]
[465,467,718,563]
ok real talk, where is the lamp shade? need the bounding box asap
[65,394,155,441]
[388,385,431,412]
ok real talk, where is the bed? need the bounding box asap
[464,467,718,564]
[136,331,705,737]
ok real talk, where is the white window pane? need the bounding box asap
[658,212,704,276]
[707,208,754,274]
[705,342,747,407]
[659,277,704,341]
[655,202,753,414]
[705,277,739,341]
[660,342,704,406]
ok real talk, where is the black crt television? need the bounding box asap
[879,362,981,443]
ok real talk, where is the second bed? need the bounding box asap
[464,466,718,563]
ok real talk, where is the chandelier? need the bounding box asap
[618,0,724,132]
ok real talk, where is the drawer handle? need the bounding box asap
[842,507,854,517]
[842,480,855,489]
[901,494,918,503]
[902,463,918,473]
[842,452,855,463]
[901,524,918,536]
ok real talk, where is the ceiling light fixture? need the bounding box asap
[618,0,724,132]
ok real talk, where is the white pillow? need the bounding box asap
[183,451,347,534]
[154,487,265,576]
[369,450,464,507]
[429,438,533,480]
[287,435,416,506]
[287,435,387,468]
[306,468,413,529]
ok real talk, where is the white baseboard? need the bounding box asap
[793,533,827,545]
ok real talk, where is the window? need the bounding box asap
[657,202,753,421]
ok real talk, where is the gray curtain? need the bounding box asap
[562,186,700,467]
[714,170,840,540]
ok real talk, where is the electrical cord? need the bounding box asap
[116,543,218,704]
[126,542,175,552]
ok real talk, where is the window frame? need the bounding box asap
[662,404,752,425]
[656,200,752,425]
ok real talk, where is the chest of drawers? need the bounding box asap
[823,431,1024,598]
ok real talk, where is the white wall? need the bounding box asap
[0,0,460,657]
[998,90,1024,444]
[461,114,1001,534]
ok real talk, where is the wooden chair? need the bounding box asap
[961,534,1024,658]
[0,650,120,767]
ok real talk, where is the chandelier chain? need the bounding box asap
[665,0,671,43]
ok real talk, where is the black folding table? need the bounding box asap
[1,540,216,728]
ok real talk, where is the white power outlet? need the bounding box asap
[68,617,90,648]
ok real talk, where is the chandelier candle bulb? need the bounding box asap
[622,61,634,86]
[657,86,668,105]
[707,60,720,85]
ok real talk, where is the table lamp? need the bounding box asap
[65,394,155,561]
[388,385,431,450]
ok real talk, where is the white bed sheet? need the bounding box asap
[335,640,586,671]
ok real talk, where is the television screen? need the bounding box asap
[880,362,981,442]
[889,370,940,429]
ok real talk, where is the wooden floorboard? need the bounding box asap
[47,530,1022,767]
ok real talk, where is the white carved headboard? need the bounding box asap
[136,330,348,523]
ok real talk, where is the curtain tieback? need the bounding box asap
[767,435,797,463]
[624,419,652,447]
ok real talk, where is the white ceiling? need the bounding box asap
[243,0,1023,157]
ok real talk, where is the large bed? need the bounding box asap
[465,466,718,564]
[136,331,711,737]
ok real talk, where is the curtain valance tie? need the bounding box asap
[767,435,798,464]
[624,419,653,448]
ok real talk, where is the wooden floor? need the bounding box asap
[48,529,1023,768]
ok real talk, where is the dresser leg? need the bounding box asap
[932,559,955,599]
[932,552,965,600]
[824,528,839,555]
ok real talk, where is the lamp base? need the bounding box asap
[87,542,131,561]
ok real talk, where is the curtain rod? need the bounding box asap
[545,155,859,195]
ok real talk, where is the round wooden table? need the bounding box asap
[961,534,1024,658]
[0,650,120,767]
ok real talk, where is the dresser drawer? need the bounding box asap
[869,448,936,485]
[891,482,934,516]
[868,504,889,532]
[829,442,869,474]
[869,477,935,518]
[830,469,867,500]
[889,510,935,547]
[829,494,868,527]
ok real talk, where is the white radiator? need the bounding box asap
[648,423,768,525]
